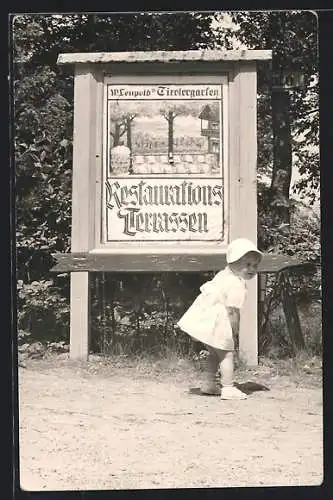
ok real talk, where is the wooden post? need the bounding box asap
[69,66,99,359]
[70,273,91,358]
[229,63,259,366]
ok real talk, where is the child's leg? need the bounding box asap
[201,345,220,395]
[215,349,247,400]
[219,350,234,386]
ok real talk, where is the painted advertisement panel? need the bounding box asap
[103,83,226,244]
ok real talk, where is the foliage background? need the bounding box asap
[13,12,321,359]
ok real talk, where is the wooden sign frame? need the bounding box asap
[55,50,272,364]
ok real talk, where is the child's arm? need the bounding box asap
[226,307,240,335]
[226,307,240,351]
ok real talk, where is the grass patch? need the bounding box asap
[20,346,322,390]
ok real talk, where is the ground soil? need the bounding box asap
[18,354,323,491]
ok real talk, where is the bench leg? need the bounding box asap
[280,272,305,352]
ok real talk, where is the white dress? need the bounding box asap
[177,268,247,351]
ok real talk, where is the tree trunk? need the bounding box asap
[113,123,121,146]
[168,111,174,164]
[269,12,292,226]
[126,117,132,150]
[126,117,133,173]
[270,89,292,225]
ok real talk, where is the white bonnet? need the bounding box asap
[226,238,262,264]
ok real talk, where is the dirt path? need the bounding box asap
[18,356,323,491]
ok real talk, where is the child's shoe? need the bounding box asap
[221,385,247,400]
[200,382,221,396]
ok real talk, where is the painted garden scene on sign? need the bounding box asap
[107,84,222,176]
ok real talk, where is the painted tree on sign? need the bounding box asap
[158,101,218,160]
[108,102,143,147]
[159,103,195,161]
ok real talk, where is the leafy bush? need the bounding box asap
[17,279,70,341]
[259,182,321,297]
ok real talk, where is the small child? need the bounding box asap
[177,238,262,400]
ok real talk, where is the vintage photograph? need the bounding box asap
[13,11,322,491]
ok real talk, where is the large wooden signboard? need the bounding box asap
[56,50,272,364]
[102,81,227,247]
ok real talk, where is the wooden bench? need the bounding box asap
[51,252,312,353]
